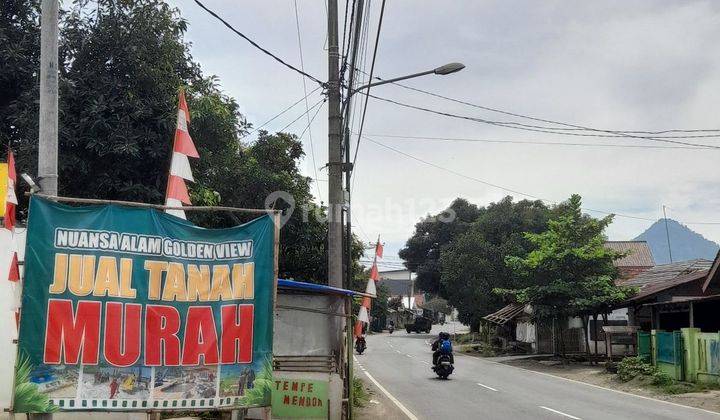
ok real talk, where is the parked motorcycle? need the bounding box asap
[355,337,366,355]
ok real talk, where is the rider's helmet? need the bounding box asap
[439,331,450,340]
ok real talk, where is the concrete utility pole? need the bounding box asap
[38,0,59,196]
[326,1,346,418]
[28,2,59,420]
[327,0,343,290]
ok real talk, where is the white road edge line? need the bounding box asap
[476,383,498,392]
[354,357,419,420]
[539,406,581,419]
[472,356,720,417]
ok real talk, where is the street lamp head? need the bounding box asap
[433,62,465,75]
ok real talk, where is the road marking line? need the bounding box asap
[476,383,498,392]
[539,406,581,419]
[357,364,419,420]
[471,356,720,417]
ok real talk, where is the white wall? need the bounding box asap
[0,228,25,411]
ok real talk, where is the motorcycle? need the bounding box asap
[355,337,366,355]
[388,325,395,334]
[433,354,454,379]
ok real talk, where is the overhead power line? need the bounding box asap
[293,0,323,202]
[357,69,720,138]
[352,0,387,169]
[192,0,325,86]
[361,134,720,225]
[278,98,326,133]
[241,86,322,140]
[362,133,709,150]
[363,93,720,149]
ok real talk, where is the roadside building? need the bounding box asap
[622,258,718,331]
[377,269,423,310]
[483,241,655,355]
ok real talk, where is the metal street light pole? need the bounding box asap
[340,61,465,297]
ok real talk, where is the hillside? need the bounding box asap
[634,219,719,264]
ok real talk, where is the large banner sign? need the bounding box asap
[15,197,275,412]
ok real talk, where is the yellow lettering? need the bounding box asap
[162,262,187,302]
[49,253,68,294]
[209,265,233,301]
[119,258,136,298]
[232,263,254,299]
[93,256,119,297]
[187,264,210,302]
[68,255,95,296]
[144,260,168,300]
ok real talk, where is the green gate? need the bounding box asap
[637,331,651,362]
[655,331,684,380]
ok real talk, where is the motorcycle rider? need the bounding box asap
[431,332,454,366]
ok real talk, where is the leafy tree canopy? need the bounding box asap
[398,198,481,294]
[0,0,341,284]
[440,197,551,329]
[498,194,635,320]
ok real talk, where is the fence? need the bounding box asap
[683,329,720,384]
[638,329,720,384]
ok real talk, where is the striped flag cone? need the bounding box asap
[165,89,199,219]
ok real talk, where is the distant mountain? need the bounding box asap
[634,219,719,264]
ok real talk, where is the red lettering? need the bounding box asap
[44,299,101,364]
[104,302,141,367]
[292,381,298,391]
[220,304,253,363]
[182,306,219,365]
[283,395,289,405]
[145,305,181,365]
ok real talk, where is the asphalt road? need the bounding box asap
[354,322,720,420]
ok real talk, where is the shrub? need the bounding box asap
[651,371,673,386]
[617,356,656,382]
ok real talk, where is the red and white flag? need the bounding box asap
[4,150,17,231]
[6,150,19,284]
[165,89,199,219]
[355,238,383,337]
[5,150,20,329]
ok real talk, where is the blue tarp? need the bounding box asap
[277,279,361,297]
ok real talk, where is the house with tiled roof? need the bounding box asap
[622,257,720,332]
[483,241,655,354]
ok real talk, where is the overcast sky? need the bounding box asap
[170,0,720,262]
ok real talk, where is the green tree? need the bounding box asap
[0,0,339,284]
[440,197,551,330]
[499,195,635,355]
[421,297,451,315]
[399,198,481,294]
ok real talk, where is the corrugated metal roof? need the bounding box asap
[620,259,713,301]
[604,241,655,267]
[483,303,527,325]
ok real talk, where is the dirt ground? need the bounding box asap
[503,358,720,414]
[353,376,408,420]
